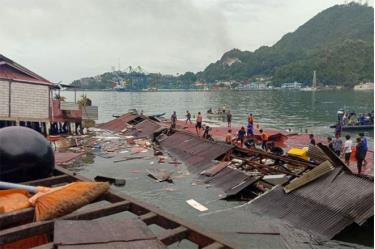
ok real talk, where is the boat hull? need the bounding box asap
[330,124,374,130]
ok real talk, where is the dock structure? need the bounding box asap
[0,54,98,136]
[0,166,240,249]
[0,54,52,134]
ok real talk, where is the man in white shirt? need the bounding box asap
[342,134,352,165]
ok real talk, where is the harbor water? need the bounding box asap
[62,89,373,248]
[63,89,374,140]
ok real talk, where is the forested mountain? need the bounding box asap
[71,2,373,89]
[198,2,374,86]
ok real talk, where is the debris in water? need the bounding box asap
[94,176,126,186]
[186,199,208,212]
[146,169,173,183]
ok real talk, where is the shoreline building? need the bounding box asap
[0,54,51,134]
[0,54,98,135]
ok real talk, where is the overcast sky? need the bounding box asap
[0,0,373,83]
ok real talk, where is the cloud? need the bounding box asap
[0,0,232,82]
[0,0,372,82]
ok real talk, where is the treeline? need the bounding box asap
[71,2,374,89]
[198,2,374,86]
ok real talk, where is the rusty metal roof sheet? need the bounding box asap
[159,131,234,173]
[250,167,374,241]
[124,119,162,138]
[205,167,259,197]
[54,219,165,248]
[0,54,51,85]
[97,113,141,132]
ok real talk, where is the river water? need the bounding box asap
[62,89,374,140]
[62,89,373,248]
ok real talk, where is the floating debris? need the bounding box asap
[186,199,208,212]
[94,175,126,186]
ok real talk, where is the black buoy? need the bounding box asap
[0,126,54,182]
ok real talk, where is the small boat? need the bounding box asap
[330,124,373,131]
[330,109,374,130]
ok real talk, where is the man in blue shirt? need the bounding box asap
[359,132,368,166]
[355,137,366,174]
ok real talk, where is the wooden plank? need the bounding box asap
[0,208,34,229]
[158,226,189,245]
[0,201,131,244]
[244,147,316,168]
[202,242,226,249]
[0,221,53,245]
[139,212,158,224]
[54,166,242,249]
[21,175,75,186]
[64,200,131,220]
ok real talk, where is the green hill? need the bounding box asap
[198,2,374,86]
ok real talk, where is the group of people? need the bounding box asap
[171,110,206,137]
[310,132,368,174]
[337,110,374,127]
[224,113,270,150]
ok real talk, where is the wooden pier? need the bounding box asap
[0,166,241,249]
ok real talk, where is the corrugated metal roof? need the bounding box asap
[250,167,374,241]
[54,219,165,248]
[97,113,141,132]
[124,119,162,138]
[0,54,51,85]
[205,167,259,197]
[159,131,234,173]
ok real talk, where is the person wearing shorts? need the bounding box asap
[343,134,352,165]
[196,112,203,136]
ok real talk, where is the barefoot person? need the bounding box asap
[185,110,192,124]
[225,129,233,144]
[342,135,352,165]
[226,110,232,128]
[359,132,368,166]
[237,126,246,147]
[195,112,203,136]
[355,137,366,174]
[259,129,269,150]
[171,111,177,129]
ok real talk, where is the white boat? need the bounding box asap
[300,87,316,91]
[353,82,374,91]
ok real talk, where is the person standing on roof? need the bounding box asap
[226,110,232,128]
[332,133,343,156]
[225,129,233,144]
[247,113,254,125]
[359,132,368,166]
[259,129,269,150]
[171,111,177,129]
[196,112,203,136]
[342,134,352,165]
[185,110,192,124]
[247,123,254,137]
[237,126,246,147]
[309,134,316,146]
[327,137,334,151]
[355,137,366,174]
